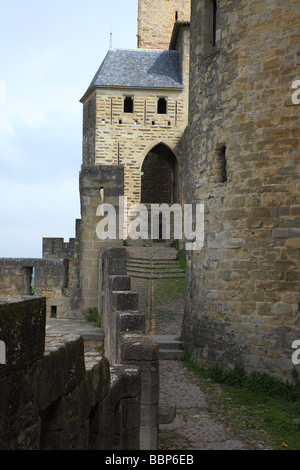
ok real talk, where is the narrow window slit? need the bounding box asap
[157,97,167,114]
[124,96,133,113]
[219,146,227,183]
[211,0,217,47]
[50,306,57,318]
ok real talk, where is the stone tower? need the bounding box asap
[138,0,191,49]
[77,1,191,310]
[182,0,300,381]
[80,46,189,210]
[80,2,191,212]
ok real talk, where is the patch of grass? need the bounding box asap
[84,307,102,327]
[154,277,186,302]
[96,342,105,354]
[170,239,180,250]
[170,240,186,272]
[180,352,300,450]
[176,249,186,272]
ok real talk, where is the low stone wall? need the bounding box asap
[99,247,168,450]
[0,296,140,450]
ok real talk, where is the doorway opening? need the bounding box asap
[140,143,180,241]
[141,143,180,205]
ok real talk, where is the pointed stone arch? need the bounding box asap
[140,142,181,205]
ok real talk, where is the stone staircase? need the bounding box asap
[149,334,184,360]
[125,246,185,360]
[126,246,185,280]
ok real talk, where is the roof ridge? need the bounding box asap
[109,48,179,53]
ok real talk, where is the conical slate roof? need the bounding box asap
[80,48,183,101]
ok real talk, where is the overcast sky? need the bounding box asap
[0,0,138,258]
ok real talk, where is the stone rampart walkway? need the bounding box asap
[46,246,274,450]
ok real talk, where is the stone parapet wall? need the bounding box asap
[43,237,76,260]
[99,247,168,450]
[0,296,140,450]
[182,0,300,381]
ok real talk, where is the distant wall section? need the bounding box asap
[0,258,80,318]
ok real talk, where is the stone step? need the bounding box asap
[126,246,178,261]
[127,271,185,279]
[127,262,181,269]
[126,256,185,279]
[126,240,172,247]
[148,335,184,360]
[159,349,184,360]
[127,258,180,265]
[127,266,184,274]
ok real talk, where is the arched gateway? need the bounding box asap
[141,143,180,205]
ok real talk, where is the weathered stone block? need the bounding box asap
[85,353,111,405]
[140,425,158,451]
[140,363,160,405]
[0,296,46,378]
[121,367,141,399]
[120,312,145,332]
[140,404,158,427]
[37,334,86,411]
[112,291,139,312]
[158,403,176,425]
[122,396,141,431]
[121,335,159,363]
[110,275,131,292]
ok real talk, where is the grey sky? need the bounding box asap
[0,0,138,258]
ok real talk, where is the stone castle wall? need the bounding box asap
[138,0,191,49]
[182,0,300,381]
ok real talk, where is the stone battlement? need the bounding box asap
[0,296,141,450]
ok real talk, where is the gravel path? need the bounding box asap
[159,361,249,450]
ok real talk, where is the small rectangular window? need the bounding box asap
[219,146,227,183]
[157,97,167,114]
[124,96,133,113]
[50,306,57,318]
